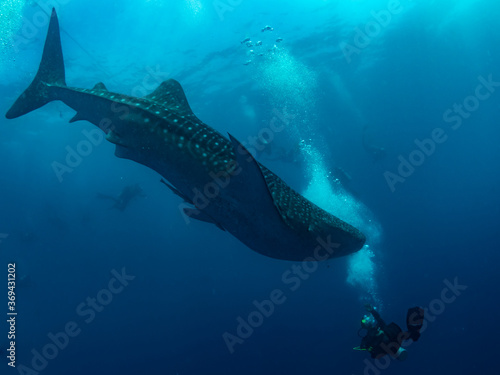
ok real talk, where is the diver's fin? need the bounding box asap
[6,8,65,119]
[406,306,424,342]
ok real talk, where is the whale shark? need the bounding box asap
[5,9,365,261]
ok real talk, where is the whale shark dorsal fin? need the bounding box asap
[144,79,195,116]
[92,82,108,91]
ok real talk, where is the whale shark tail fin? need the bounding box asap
[6,8,65,119]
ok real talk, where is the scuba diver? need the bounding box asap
[97,184,145,211]
[362,126,387,161]
[354,304,424,361]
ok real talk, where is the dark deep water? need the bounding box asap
[0,0,499,374]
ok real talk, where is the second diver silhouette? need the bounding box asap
[97,184,145,211]
[362,126,387,161]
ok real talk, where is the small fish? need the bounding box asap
[245,41,253,47]
[261,25,273,32]
[255,40,262,46]
[243,60,252,65]
[276,38,283,43]
[240,37,251,44]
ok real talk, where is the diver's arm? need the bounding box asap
[365,304,388,330]
[370,309,387,328]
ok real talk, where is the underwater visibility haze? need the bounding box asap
[0,0,499,374]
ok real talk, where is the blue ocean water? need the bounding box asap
[0,0,499,374]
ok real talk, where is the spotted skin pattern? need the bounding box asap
[5,8,366,261]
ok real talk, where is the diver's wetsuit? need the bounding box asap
[358,306,424,359]
[360,309,404,359]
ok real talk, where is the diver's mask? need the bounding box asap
[360,314,376,328]
[358,314,376,338]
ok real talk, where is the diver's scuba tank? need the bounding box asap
[394,346,408,361]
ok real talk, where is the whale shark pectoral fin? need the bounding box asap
[228,133,284,223]
[114,145,132,159]
[160,179,192,203]
[158,178,225,231]
[106,130,127,147]
[69,112,87,123]
[183,208,225,231]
